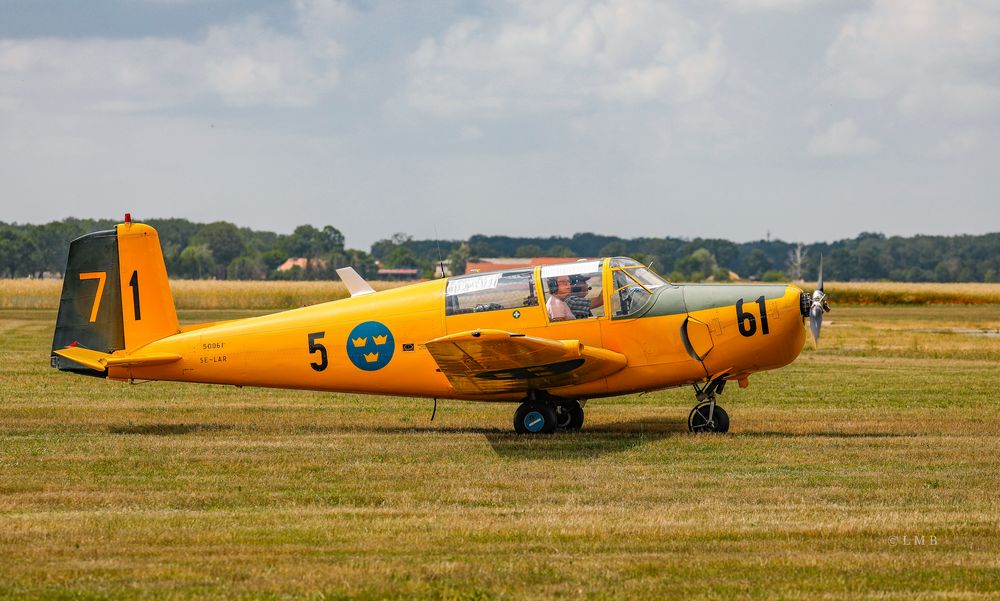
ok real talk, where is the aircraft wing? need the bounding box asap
[425,329,627,394]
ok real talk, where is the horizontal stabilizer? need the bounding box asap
[54,346,181,371]
[336,267,376,297]
[425,329,627,394]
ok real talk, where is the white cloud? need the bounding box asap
[937,130,979,156]
[807,119,880,157]
[0,16,341,112]
[723,0,814,11]
[1,0,997,245]
[404,0,726,116]
[459,125,483,140]
[898,82,1000,118]
[294,0,355,42]
[824,0,1000,116]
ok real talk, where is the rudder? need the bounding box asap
[116,221,180,350]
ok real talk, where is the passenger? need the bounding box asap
[565,274,604,319]
[546,276,576,321]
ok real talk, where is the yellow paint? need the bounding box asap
[54,346,181,370]
[63,222,812,406]
[116,222,180,351]
[426,329,626,394]
[78,272,106,323]
[684,317,715,361]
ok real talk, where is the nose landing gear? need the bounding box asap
[688,375,730,433]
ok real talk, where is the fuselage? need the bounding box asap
[112,259,807,402]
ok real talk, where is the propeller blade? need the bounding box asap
[817,254,824,293]
[809,301,824,348]
[806,257,830,349]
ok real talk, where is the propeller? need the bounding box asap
[808,255,831,348]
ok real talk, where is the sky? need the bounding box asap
[1,0,998,249]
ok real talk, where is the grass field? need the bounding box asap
[1,303,999,599]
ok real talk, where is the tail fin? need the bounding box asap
[51,220,179,374]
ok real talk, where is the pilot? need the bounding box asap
[565,274,604,319]
[546,276,576,321]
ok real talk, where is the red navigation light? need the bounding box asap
[124,212,132,223]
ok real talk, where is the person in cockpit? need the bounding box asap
[546,276,576,321]
[565,273,604,319]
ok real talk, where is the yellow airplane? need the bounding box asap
[51,218,830,434]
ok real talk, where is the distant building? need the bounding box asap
[433,259,451,278]
[277,257,327,272]
[377,268,421,280]
[465,257,587,274]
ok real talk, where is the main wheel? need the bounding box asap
[514,401,558,434]
[688,402,730,433]
[554,400,585,431]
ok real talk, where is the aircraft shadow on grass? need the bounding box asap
[741,430,917,439]
[105,421,915,440]
[108,423,233,436]
[483,417,689,458]
[103,417,688,458]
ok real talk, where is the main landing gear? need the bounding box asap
[513,393,584,434]
[688,375,730,433]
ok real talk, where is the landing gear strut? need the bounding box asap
[688,376,730,433]
[513,394,584,434]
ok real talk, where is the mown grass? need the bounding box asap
[1,305,999,599]
[3,279,1000,310]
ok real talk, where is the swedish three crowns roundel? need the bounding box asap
[346,321,395,371]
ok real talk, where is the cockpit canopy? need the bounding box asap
[444,257,670,319]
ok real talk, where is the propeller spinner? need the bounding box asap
[808,255,831,347]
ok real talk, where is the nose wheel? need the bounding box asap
[689,375,731,433]
[688,400,729,433]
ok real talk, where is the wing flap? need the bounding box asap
[425,329,627,394]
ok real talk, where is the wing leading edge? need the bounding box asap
[425,329,627,394]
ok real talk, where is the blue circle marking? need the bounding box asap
[524,411,545,432]
[346,321,395,371]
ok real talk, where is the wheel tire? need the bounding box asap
[514,401,558,434]
[554,400,585,431]
[688,402,730,433]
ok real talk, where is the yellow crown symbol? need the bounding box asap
[372,334,388,345]
[363,352,379,363]
[351,337,367,348]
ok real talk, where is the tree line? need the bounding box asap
[0,218,996,282]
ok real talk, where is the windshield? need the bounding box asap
[609,257,668,318]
